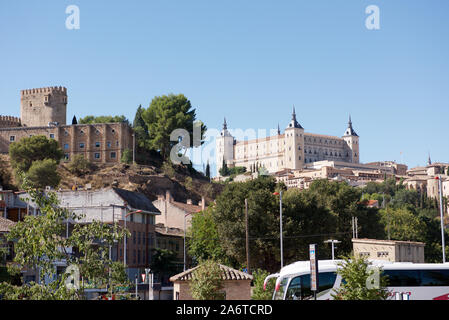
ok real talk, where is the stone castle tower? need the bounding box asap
[20,86,67,127]
[216,118,234,174]
[284,106,305,170]
[342,115,359,163]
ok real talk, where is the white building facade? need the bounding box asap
[216,108,360,176]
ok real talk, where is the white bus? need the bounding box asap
[265,260,449,300]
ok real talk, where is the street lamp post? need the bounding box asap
[436,176,446,263]
[273,191,284,269]
[324,239,341,260]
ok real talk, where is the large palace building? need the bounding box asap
[0,87,133,163]
[216,107,360,176]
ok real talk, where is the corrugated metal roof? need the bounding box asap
[170,264,253,282]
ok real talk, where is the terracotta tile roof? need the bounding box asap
[171,201,202,214]
[0,217,16,232]
[170,264,253,282]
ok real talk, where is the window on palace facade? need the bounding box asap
[64,144,69,149]
[111,152,116,159]
[95,141,100,148]
[79,143,85,149]
[94,153,100,159]
[9,136,15,142]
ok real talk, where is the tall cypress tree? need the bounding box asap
[133,105,149,149]
[205,160,210,179]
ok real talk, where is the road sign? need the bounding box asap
[309,244,319,294]
[141,273,146,283]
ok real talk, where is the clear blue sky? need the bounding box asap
[1,1,448,174]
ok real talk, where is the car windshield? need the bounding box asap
[273,277,288,300]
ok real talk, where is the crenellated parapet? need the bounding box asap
[21,86,67,97]
[0,115,21,128]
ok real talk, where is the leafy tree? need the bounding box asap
[1,178,128,300]
[380,207,427,242]
[189,260,224,300]
[142,94,207,160]
[120,148,133,164]
[79,115,129,125]
[161,161,176,178]
[67,154,91,176]
[150,248,179,277]
[251,269,275,300]
[332,255,389,300]
[26,159,61,189]
[9,135,63,173]
[219,159,230,177]
[187,207,228,263]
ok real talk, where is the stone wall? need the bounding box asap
[0,122,133,164]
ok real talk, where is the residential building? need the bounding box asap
[153,190,205,232]
[20,187,161,281]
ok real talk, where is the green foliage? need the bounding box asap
[187,207,228,263]
[205,162,211,179]
[67,154,91,176]
[189,260,224,300]
[332,255,389,300]
[150,248,179,277]
[133,105,150,150]
[184,176,194,191]
[0,157,13,189]
[79,115,129,125]
[26,159,61,189]
[219,160,230,176]
[120,148,133,164]
[142,94,207,160]
[380,207,427,242]
[2,178,129,299]
[161,161,175,178]
[9,135,63,173]
[0,278,80,300]
[251,269,274,300]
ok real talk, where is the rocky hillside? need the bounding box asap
[0,154,223,205]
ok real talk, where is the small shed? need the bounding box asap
[170,264,253,300]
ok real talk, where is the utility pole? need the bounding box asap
[132,133,136,164]
[437,176,446,263]
[245,198,250,274]
[324,240,341,260]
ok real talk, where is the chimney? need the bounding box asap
[186,199,192,205]
[165,190,172,203]
[201,196,205,211]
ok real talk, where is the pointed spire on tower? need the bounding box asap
[223,117,227,130]
[286,105,303,129]
[428,153,432,166]
[277,123,281,135]
[344,114,358,137]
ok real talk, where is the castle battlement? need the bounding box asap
[0,115,21,128]
[21,86,67,96]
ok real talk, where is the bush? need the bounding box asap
[67,154,91,176]
[26,159,61,189]
[189,260,224,300]
[162,161,175,178]
[121,149,133,164]
[251,269,275,300]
